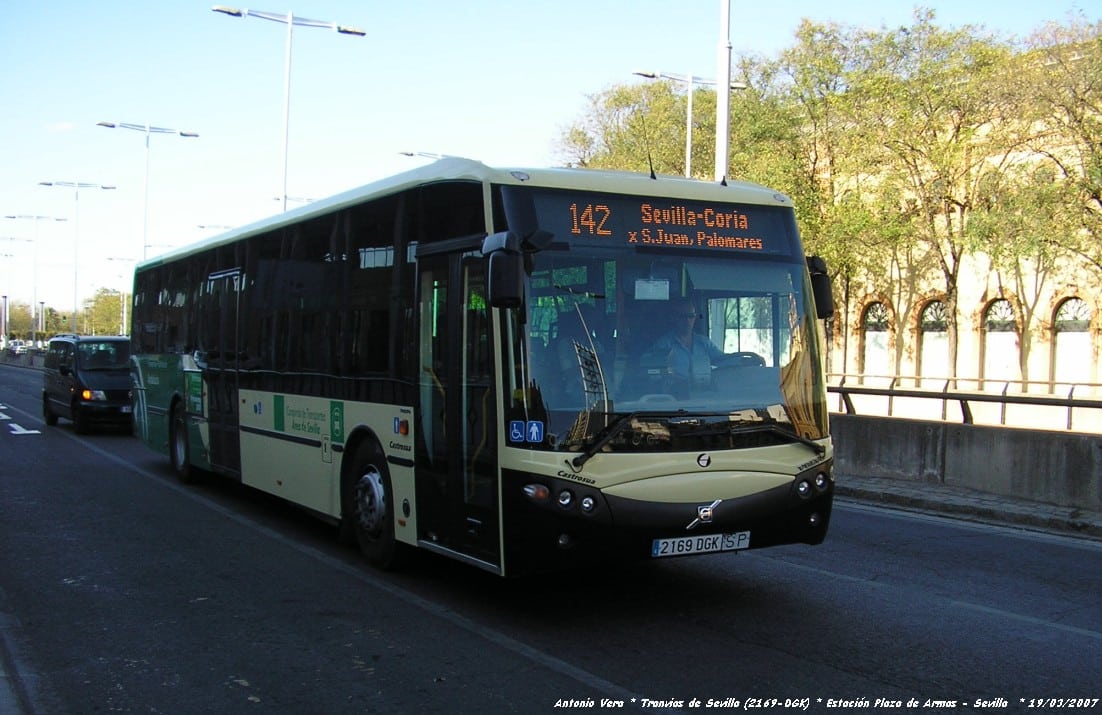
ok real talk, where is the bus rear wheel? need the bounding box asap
[170,403,195,483]
[344,441,405,570]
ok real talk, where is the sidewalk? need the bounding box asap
[836,473,1102,540]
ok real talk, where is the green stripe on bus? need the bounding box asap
[330,401,344,444]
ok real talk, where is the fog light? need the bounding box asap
[797,480,812,498]
[558,490,574,508]
[580,496,596,513]
[523,484,550,503]
[809,512,822,527]
[557,533,573,548]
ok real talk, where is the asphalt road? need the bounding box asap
[1,364,1100,714]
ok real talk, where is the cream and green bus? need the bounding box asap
[131,158,835,576]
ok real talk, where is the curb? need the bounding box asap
[836,478,1102,540]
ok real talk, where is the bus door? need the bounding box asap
[415,244,499,568]
[203,267,242,476]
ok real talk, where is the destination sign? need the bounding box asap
[521,188,796,256]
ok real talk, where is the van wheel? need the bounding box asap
[170,403,194,483]
[43,395,58,426]
[72,401,89,434]
[343,441,406,570]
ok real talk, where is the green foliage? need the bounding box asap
[555,10,1101,379]
[84,288,128,336]
[558,81,689,176]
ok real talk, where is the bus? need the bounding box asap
[130,157,835,576]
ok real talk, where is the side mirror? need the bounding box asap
[806,255,835,320]
[483,231,523,309]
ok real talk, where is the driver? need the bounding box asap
[648,298,726,383]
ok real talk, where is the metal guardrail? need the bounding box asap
[828,374,1102,431]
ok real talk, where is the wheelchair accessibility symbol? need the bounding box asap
[509,420,544,443]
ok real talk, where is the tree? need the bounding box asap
[85,288,127,336]
[847,10,1017,380]
[1021,18,1102,277]
[766,20,930,374]
[5,302,33,340]
[557,81,687,176]
[969,163,1072,385]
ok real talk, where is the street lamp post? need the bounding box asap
[38,181,116,331]
[633,71,747,179]
[106,257,136,335]
[715,0,733,183]
[1,240,21,342]
[4,215,65,347]
[1,237,32,342]
[212,6,365,212]
[97,121,199,261]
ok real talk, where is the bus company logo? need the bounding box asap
[686,499,722,531]
[696,453,711,468]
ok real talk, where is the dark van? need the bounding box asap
[42,334,134,433]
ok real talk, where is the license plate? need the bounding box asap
[121,405,132,413]
[651,531,750,558]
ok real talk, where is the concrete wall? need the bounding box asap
[832,414,1102,511]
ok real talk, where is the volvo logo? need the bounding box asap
[686,499,722,530]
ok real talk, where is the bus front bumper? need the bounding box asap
[502,464,833,573]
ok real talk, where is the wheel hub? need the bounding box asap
[354,467,386,536]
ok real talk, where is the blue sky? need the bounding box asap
[0,0,1096,313]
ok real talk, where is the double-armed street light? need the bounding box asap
[633,70,747,179]
[37,181,116,331]
[97,121,199,261]
[211,6,365,213]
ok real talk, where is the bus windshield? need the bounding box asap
[499,186,829,456]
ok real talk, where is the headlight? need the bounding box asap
[81,389,108,401]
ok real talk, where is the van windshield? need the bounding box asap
[77,342,131,370]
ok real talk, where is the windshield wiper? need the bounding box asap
[731,423,826,455]
[568,412,825,471]
[568,410,681,471]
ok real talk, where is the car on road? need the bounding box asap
[6,339,28,355]
[42,334,134,433]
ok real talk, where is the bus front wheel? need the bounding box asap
[343,441,405,570]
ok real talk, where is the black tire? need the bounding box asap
[72,401,89,434]
[43,395,58,426]
[169,402,195,483]
[342,440,406,570]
